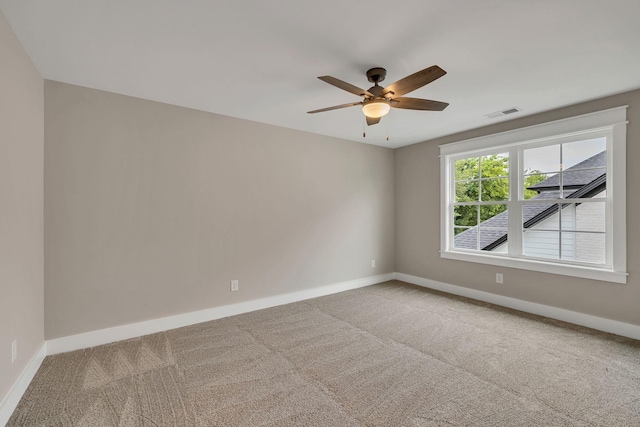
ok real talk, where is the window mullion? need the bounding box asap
[445,156,454,251]
[508,148,522,257]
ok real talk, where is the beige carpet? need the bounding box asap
[8,280,640,426]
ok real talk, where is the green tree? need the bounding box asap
[454,155,546,233]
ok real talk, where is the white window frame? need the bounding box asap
[440,106,628,284]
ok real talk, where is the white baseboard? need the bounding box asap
[0,342,46,426]
[46,273,396,355]
[46,270,640,356]
[395,272,640,340]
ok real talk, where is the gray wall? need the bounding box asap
[395,89,640,326]
[0,12,44,399]
[44,81,395,339]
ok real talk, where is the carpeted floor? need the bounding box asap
[7,280,640,426]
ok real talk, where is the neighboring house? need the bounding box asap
[454,151,606,263]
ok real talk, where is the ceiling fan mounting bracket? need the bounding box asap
[366,67,387,84]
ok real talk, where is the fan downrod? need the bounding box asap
[366,67,387,84]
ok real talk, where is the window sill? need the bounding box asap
[440,250,628,284]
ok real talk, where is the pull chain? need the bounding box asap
[362,114,366,138]
[361,112,392,140]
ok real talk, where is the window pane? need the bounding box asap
[480,204,507,223]
[559,203,576,231]
[456,181,479,202]
[455,157,479,181]
[562,168,606,195]
[454,205,478,227]
[560,231,576,260]
[525,171,560,197]
[524,145,560,174]
[481,153,509,178]
[523,230,560,260]
[481,178,509,201]
[562,138,606,170]
[523,203,559,230]
[575,200,605,232]
[478,205,507,251]
[454,227,478,250]
[480,227,508,251]
[523,172,550,199]
[574,232,606,264]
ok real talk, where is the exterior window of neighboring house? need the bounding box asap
[440,107,627,283]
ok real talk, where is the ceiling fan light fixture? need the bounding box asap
[362,99,391,118]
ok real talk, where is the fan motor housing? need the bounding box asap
[366,67,387,84]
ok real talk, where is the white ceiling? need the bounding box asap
[2,0,639,148]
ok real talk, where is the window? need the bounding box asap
[440,107,627,283]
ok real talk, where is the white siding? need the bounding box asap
[523,205,576,260]
[575,191,606,264]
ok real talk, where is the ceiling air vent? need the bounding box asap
[485,107,522,119]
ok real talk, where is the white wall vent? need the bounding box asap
[485,107,523,119]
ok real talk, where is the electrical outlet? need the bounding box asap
[371,259,376,268]
[230,280,239,292]
[11,339,17,363]
[496,273,504,284]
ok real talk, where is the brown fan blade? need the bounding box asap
[383,66,446,98]
[391,97,449,111]
[318,76,374,98]
[307,101,362,114]
[366,116,381,126]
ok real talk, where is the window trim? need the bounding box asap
[440,106,628,284]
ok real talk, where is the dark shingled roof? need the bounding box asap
[454,150,606,251]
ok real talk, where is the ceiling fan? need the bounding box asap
[308,65,449,126]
